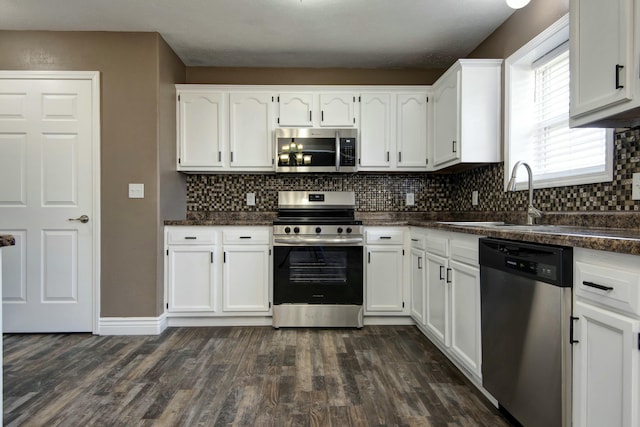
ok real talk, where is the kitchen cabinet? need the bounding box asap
[572,248,640,427]
[277,92,357,127]
[409,231,426,326]
[364,227,407,315]
[396,93,429,170]
[177,90,227,171]
[358,91,430,171]
[165,228,218,312]
[222,228,271,314]
[228,92,275,170]
[422,229,482,379]
[431,59,502,170]
[319,93,357,127]
[570,0,640,128]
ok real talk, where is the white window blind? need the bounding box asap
[528,45,608,183]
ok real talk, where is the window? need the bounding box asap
[505,14,612,190]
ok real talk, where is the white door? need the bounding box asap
[167,246,216,312]
[365,246,404,313]
[229,92,274,170]
[396,93,429,170]
[222,245,270,313]
[0,73,98,332]
[449,259,481,376]
[410,247,425,325]
[277,93,313,126]
[359,93,392,169]
[433,70,460,167]
[319,93,356,127]
[425,251,449,345]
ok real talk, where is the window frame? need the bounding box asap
[504,13,613,191]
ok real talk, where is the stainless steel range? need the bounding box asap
[272,191,364,328]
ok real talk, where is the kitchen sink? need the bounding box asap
[437,221,578,233]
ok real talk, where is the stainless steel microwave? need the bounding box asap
[274,128,357,173]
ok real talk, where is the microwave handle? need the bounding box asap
[335,131,340,172]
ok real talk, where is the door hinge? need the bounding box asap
[178,94,180,101]
[269,302,272,309]
[166,302,168,309]
[426,96,429,103]
[166,249,168,256]
[402,302,405,308]
[353,117,355,124]
[272,96,274,102]
[277,117,280,124]
[358,158,361,165]
[570,316,580,344]
[402,249,405,256]
[426,158,429,165]
[353,96,356,102]
[211,252,214,264]
[269,249,272,256]
[178,157,181,164]
[277,96,280,102]
[358,96,361,102]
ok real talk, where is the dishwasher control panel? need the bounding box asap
[505,258,557,281]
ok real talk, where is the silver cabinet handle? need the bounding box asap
[68,215,89,223]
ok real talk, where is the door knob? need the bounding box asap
[68,215,89,224]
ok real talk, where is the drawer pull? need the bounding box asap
[379,236,392,240]
[583,281,614,292]
[240,236,252,239]
[184,236,197,240]
[411,238,419,242]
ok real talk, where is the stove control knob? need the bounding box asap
[337,227,343,233]
[315,227,322,234]
[293,227,300,234]
[346,227,352,234]
[284,227,291,234]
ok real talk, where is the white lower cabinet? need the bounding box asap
[365,227,408,315]
[165,226,272,321]
[572,248,640,427]
[167,245,217,312]
[420,229,482,381]
[221,227,271,314]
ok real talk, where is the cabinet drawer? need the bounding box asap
[409,234,426,250]
[366,229,404,245]
[449,233,479,266]
[223,228,270,244]
[575,261,640,316]
[167,228,217,245]
[425,234,448,257]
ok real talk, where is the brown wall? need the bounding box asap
[187,66,445,85]
[0,31,186,318]
[468,0,569,59]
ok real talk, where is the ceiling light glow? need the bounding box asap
[506,0,530,9]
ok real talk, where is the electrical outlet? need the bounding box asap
[246,192,256,206]
[406,193,415,206]
[472,190,479,206]
[128,183,144,199]
[633,173,640,200]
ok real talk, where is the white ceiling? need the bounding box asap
[0,0,515,68]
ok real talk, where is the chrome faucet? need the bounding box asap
[507,161,542,225]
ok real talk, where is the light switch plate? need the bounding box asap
[633,173,640,200]
[472,190,479,206]
[246,192,256,206]
[406,193,415,206]
[128,183,144,199]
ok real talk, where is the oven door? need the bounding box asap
[273,245,363,305]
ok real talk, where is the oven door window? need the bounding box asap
[274,246,363,304]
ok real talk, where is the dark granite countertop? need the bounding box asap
[0,235,16,248]
[165,211,640,255]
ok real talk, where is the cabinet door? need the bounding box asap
[573,301,640,427]
[320,93,356,127]
[178,92,226,169]
[570,0,634,118]
[410,247,426,325]
[278,93,313,126]
[359,93,392,169]
[167,246,216,312]
[425,251,449,345]
[449,259,481,376]
[222,245,270,313]
[432,70,460,167]
[396,93,428,170]
[365,246,404,313]
[229,92,274,169]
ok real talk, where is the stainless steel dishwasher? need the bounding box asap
[479,238,573,427]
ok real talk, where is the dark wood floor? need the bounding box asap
[4,326,510,426]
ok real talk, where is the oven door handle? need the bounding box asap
[274,237,363,245]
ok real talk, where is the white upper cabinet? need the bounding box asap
[396,93,429,170]
[277,93,314,126]
[359,93,392,169]
[229,92,275,170]
[319,93,357,127]
[431,59,502,170]
[177,91,227,171]
[570,0,640,127]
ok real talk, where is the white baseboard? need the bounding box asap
[167,316,273,327]
[363,316,415,326]
[98,314,168,335]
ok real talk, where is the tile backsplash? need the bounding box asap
[187,127,640,213]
